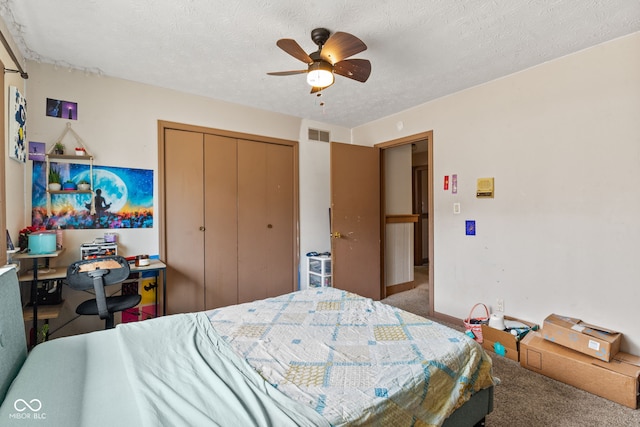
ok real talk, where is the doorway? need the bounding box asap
[376,131,434,315]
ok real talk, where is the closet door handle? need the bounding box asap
[267,224,273,229]
[199,226,206,231]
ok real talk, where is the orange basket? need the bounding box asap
[463,303,490,343]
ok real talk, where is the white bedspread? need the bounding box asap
[206,288,494,427]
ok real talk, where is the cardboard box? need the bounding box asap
[520,331,640,409]
[481,316,538,362]
[542,314,622,361]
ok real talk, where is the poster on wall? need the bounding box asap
[46,97,78,120]
[28,141,46,161]
[31,161,154,229]
[9,86,27,162]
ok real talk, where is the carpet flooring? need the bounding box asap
[381,281,640,427]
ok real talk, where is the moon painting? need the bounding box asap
[31,161,153,229]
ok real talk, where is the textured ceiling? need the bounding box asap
[1,0,639,128]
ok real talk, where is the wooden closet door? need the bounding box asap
[265,143,295,297]
[237,140,294,302]
[203,134,238,309]
[164,129,205,314]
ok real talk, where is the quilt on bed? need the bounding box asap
[205,287,494,427]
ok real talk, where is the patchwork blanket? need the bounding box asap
[206,288,494,426]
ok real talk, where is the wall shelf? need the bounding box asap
[45,123,96,215]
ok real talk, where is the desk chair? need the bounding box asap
[66,256,141,329]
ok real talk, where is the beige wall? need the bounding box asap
[354,32,640,354]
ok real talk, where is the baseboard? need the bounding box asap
[432,311,464,329]
[385,281,416,296]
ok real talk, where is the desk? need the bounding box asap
[13,249,65,344]
[16,257,167,341]
[129,260,167,317]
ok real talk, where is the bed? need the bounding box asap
[0,266,494,426]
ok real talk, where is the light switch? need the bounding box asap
[453,203,460,214]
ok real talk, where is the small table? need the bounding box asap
[13,249,65,344]
[129,260,167,317]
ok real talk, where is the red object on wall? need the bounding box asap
[444,175,449,190]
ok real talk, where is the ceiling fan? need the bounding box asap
[267,28,371,94]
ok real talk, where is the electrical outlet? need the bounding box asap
[496,299,504,312]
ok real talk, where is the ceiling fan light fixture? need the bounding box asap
[307,61,334,87]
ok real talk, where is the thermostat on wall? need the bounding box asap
[476,177,494,198]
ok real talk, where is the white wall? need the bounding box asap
[384,144,412,214]
[353,32,640,354]
[298,119,350,289]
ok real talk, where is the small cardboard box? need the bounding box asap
[520,331,640,409]
[481,316,538,362]
[542,314,622,362]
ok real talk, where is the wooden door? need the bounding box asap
[164,129,205,314]
[203,134,238,309]
[237,140,295,302]
[265,143,295,297]
[330,142,381,300]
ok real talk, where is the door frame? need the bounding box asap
[375,131,434,316]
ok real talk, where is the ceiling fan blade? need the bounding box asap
[267,70,308,76]
[333,59,371,83]
[320,32,367,64]
[276,39,313,64]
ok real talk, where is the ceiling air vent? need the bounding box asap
[308,128,330,143]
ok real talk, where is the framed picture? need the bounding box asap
[6,230,15,250]
[46,98,78,120]
[29,141,46,161]
[9,86,27,163]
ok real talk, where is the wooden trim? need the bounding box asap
[385,281,416,296]
[0,60,6,266]
[158,120,297,147]
[374,131,432,150]
[385,214,418,224]
[432,311,463,329]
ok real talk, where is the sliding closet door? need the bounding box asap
[164,129,205,314]
[237,140,295,302]
[203,134,238,309]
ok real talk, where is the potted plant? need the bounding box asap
[53,142,64,155]
[48,166,62,191]
[62,180,77,191]
[77,179,91,191]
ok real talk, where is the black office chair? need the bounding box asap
[66,255,141,329]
